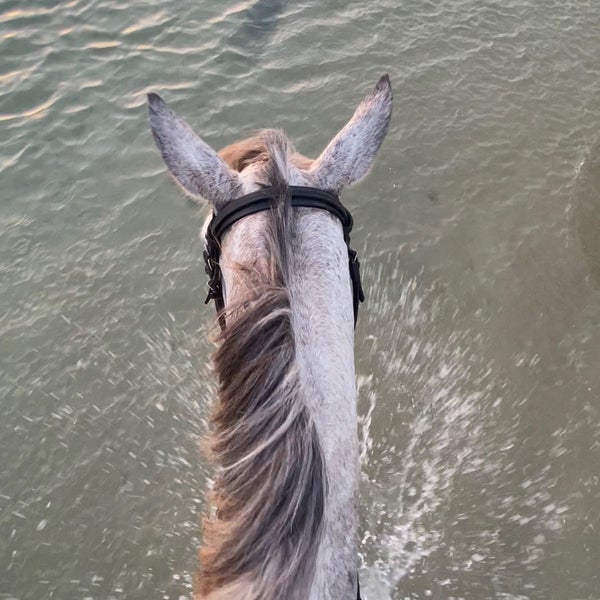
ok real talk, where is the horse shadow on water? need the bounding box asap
[148,75,392,599]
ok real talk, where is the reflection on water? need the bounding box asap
[1,0,599,598]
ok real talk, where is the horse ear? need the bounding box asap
[309,75,392,191]
[148,93,241,209]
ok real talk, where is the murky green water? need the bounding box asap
[2,1,599,599]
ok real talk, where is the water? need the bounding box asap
[1,1,599,598]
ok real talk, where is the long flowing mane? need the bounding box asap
[197,133,327,599]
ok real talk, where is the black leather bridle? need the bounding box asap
[203,185,365,330]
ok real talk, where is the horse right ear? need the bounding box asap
[148,93,241,209]
[309,75,392,192]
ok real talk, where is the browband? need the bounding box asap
[203,185,364,329]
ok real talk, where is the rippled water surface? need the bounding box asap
[2,1,600,599]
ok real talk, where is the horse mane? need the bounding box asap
[196,131,326,599]
[218,134,313,173]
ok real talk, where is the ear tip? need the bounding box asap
[375,74,392,96]
[147,92,166,114]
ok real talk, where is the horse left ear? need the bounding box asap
[148,93,241,209]
[309,75,392,191]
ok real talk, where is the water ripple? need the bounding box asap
[0,90,59,122]
[2,0,600,598]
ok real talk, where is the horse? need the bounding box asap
[148,75,392,600]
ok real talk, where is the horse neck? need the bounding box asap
[288,208,359,599]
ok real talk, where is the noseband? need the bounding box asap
[203,185,365,330]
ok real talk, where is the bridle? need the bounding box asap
[203,185,365,330]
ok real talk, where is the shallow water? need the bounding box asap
[1,1,599,599]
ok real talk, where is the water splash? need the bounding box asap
[358,272,503,598]
[572,139,600,286]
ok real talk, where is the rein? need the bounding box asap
[203,185,365,330]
